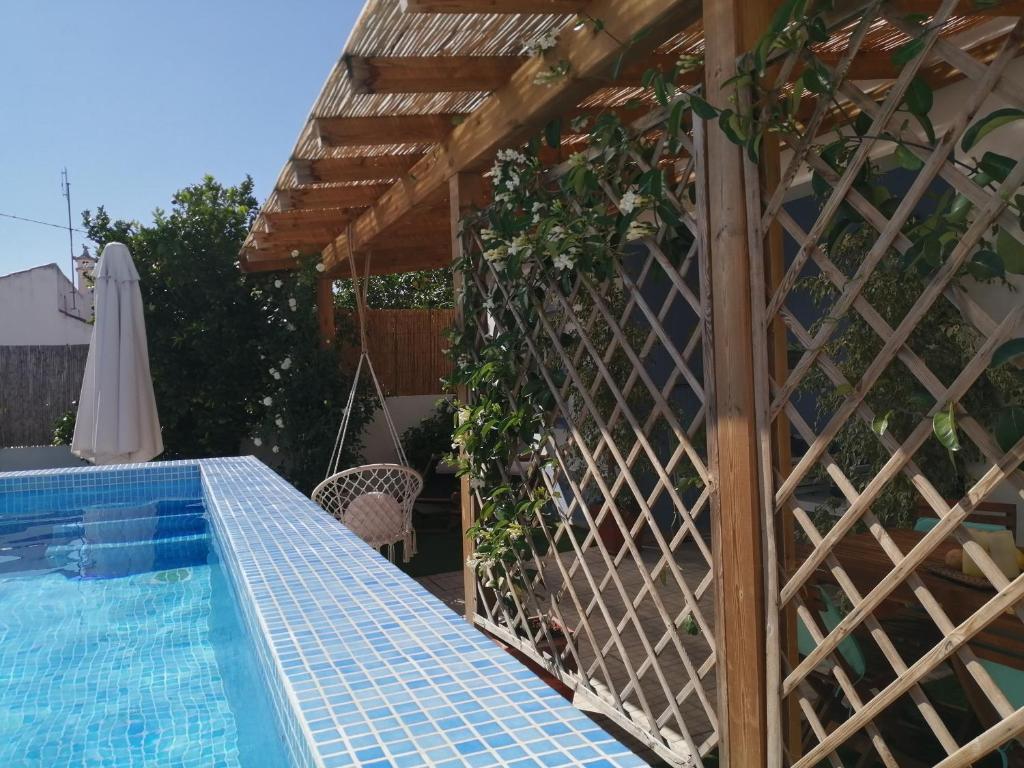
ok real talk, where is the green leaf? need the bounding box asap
[966,248,1004,280]
[717,109,745,146]
[991,338,1024,368]
[946,194,972,225]
[904,77,933,116]
[895,143,924,171]
[932,403,962,452]
[689,94,718,120]
[668,100,685,140]
[747,133,763,164]
[611,51,627,81]
[977,151,1017,183]
[962,108,1024,151]
[767,0,802,37]
[996,227,1024,274]
[892,37,926,68]
[912,112,937,145]
[872,410,893,437]
[802,66,830,95]
[853,112,873,137]
[544,117,562,149]
[994,406,1024,452]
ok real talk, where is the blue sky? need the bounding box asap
[0,1,361,278]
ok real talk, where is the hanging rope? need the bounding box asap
[324,230,410,478]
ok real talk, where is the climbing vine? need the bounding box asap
[450,1,1024,592]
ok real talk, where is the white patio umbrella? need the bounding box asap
[71,242,163,464]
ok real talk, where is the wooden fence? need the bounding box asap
[0,345,88,447]
[342,308,455,396]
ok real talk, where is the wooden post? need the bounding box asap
[702,1,778,765]
[316,275,336,348]
[764,135,799,762]
[449,172,489,622]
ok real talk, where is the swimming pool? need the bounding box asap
[0,459,648,768]
[0,486,290,766]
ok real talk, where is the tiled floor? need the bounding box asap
[415,570,466,616]
[416,539,718,764]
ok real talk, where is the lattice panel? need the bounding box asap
[746,2,1024,765]
[458,104,718,766]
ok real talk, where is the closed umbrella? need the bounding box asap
[72,242,163,464]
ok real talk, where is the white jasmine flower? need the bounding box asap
[280,357,292,370]
[315,263,326,272]
[272,371,281,380]
[274,279,283,288]
[253,437,263,447]
[262,396,273,406]
[288,297,297,311]
[483,246,507,264]
[626,220,657,241]
[286,323,296,332]
[269,367,277,375]
[506,235,530,257]
[525,28,558,56]
[618,186,641,215]
[553,249,577,271]
[272,445,280,454]
[290,250,299,258]
[549,224,565,239]
[496,148,526,164]
[275,416,284,429]
[482,296,496,311]
[567,152,588,169]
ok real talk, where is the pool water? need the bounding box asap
[0,497,291,767]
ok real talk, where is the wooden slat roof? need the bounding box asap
[241,0,1022,275]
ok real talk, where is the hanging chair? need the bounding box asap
[311,244,424,562]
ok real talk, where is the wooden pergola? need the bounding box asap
[244,1,1024,765]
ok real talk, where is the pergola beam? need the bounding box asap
[278,184,390,211]
[264,209,355,231]
[323,0,703,272]
[314,114,466,147]
[346,55,527,94]
[399,0,584,12]
[292,155,424,184]
[345,52,691,94]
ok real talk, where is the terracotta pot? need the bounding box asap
[593,503,640,556]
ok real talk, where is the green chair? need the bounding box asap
[913,517,1007,535]
[796,584,867,681]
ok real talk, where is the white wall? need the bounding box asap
[362,394,449,466]
[0,264,93,345]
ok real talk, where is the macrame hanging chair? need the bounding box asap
[311,245,423,563]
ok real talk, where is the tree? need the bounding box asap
[83,175,371,492]
[334,266,453,309]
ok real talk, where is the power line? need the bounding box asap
[0,211,89,235]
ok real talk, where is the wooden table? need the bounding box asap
[797,528,1023,666]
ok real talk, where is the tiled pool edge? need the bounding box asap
[199,457,647,768]
[201,463,321,768]
[2,458,649,768]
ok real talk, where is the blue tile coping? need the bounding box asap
[0,457,647,767]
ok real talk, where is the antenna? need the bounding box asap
[61,168,75,296]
